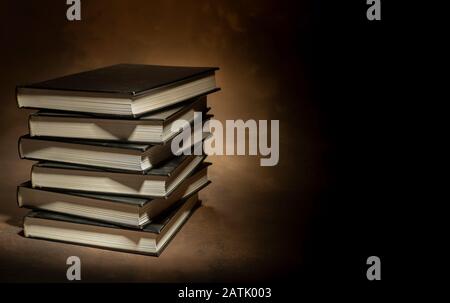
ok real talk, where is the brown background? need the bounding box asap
[0,0,331,282]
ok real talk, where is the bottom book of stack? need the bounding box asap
[18,163,210,256]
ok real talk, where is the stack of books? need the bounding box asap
[16,64,219,256]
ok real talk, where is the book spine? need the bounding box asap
[16,184,23,207]
[15,86,21,108]
[17,136,24,159]
[28,113,33,136]
[30,164,36,188]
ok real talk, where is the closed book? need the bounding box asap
[23,193,201,256]
[18,163,210,228]
[17,64,219,117]
[28,96,210,143]
[31,155,206,197]
[19,131,210,172]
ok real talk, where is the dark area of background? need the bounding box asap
[0,0,398,287]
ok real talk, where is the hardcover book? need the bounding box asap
[17,64,219,117]
[28,96,210,143]
[18,163,210,227]
[23,193,201,256]
[31,155,206,197]
[19,131,210,172]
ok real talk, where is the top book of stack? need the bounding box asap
[16,64,219,118]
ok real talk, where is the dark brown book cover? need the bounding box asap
[18,64,218,96]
